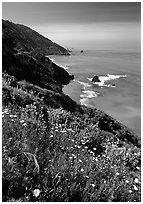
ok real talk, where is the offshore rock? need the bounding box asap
[92,75,101,82]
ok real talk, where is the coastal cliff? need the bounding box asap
[2,20,73,93]
[2,20,141,202]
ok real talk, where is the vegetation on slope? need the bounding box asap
[2,20,70,55]
[2,20,74,93]
[2,73,141,202]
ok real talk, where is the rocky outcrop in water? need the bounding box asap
[92,75,101,82]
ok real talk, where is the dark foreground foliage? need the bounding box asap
[2,73,141,202]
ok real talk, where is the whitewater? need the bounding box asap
[48,49,141,137]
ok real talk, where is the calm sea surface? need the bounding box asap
[49,50,141,137]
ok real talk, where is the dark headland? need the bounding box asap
[2,20,141,202]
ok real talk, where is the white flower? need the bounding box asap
[33,189,41,197]
[50,135,54,138]
[91,184,96,187]
[134,178,139,183]
[116,172,120,176]
[10,115,17,118]
[125,180,129,183]
[80,168,84,172]
[20,120,25,123]
[133,185,138,191]
[4,108,9,113]
[129,190,132,193]
[79,159,82,163]
[136,166,140,170]
[93,148,97,151]
[22,123,27,126]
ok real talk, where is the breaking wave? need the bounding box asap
[88,74,127,87]
[75,80,92,90]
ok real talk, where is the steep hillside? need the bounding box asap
[2,20,74,93]
[2,20,141,202]
[2,20,70,55]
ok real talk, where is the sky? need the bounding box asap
[2,2,141,51]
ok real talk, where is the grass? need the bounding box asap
[2,73,141,202]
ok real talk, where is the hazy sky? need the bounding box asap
[2,2,141,51]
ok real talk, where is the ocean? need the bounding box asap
[48,49,141,137]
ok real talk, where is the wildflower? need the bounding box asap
[4,108,9,113]
[80,168,84,172]
[79,159,82,163]
[67,128,73,131]
[125,180,129,183]
[134,178,139,183]
[116,172,120,176]
[50,135,54,138]
[61,130,67,133]
[33,189,41,197]
[8,157,15,165]
[93,148,97,151]
[8,137,13,142]
[22,123,27,126]
[129,190,132,193]
[89,151,94,155]
[136,166,140,170]
[9,115,17,118]
[20,120,25,123]
[72,154,76,158]
[84,146,88,149]
[94,157,98,161]
[133,185,138,191]
[91,184,96,187]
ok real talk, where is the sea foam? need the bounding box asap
[80,90,99,98]
[88,74,127,87]
[75,80,92,90]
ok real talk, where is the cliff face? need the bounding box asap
[2,20,70,55]
[2,20,73,92]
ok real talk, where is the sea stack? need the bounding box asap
[92,75,101,82]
